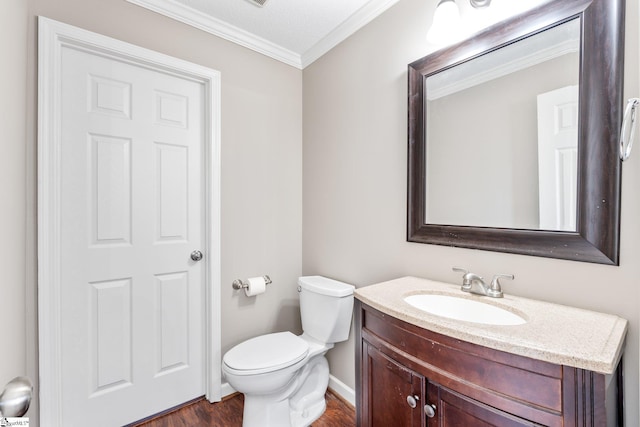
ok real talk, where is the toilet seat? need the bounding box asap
[223,332,309,375]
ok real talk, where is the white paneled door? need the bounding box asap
[38,18,221,427]
[536,85,579,232]
[60,46,204,426]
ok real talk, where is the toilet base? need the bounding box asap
[290,398,326,427]
[240,356,330,427]
[242,393,291,427]
[289,355,329,427]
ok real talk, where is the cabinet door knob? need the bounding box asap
[406,395,419,408]
[424,403,436,418]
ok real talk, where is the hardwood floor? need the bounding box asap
[131,390,356,427]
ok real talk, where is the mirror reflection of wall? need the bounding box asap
[425,18,579,231]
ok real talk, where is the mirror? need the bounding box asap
[426,19,580,231]
[408,0,624,265]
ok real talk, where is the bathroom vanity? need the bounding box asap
[354,277,627,426]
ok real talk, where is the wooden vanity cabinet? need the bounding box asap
[355,301,623,427]
[426,383,543,426]
[362,342,425,426]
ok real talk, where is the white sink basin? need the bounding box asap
[404,294,527,326]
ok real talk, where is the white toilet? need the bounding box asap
[222,275,355,427]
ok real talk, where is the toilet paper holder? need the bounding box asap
[232,275,272,290]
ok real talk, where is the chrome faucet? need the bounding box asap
[452,267,514,298]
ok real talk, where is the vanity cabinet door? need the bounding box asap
[362,342,425,427]
[428,383,542,427]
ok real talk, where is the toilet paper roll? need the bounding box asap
[245,276,267,297]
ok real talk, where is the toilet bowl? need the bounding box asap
[222,276,355,427]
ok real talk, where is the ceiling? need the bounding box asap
[126,0,402,69]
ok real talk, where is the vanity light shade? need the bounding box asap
[427,0,463,45]
[469,0,491,7]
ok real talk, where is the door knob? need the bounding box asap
[190,250,203,261]
[406,395,419,408]
[424,403,436,418]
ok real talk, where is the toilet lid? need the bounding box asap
[223,332,309,374]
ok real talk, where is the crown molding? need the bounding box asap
[127,0,402,69]
[301,0,402,68]
[126,0,303,68]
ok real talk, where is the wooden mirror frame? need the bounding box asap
[407,0,624,265]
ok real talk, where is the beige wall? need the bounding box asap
[20,0,303,423]
[303,0,640,425]
[0,0,28,389]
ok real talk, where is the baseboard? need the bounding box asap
[221,381,236,398]
[221,375,355,407]
[328,375,356,407]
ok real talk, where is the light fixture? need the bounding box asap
[427,0,462,44]
[427,0,492,45]
[470,0,491,7]
[245,0,268,7]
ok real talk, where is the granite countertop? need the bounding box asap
[355,276,627,374]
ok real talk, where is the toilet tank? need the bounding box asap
[299,276,355,344]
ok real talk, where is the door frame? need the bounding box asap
[37,16,222,425]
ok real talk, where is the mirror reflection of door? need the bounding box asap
[536,85,579,231]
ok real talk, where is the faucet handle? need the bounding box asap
[452,266,468,276]
[488,274,514,298]
[453,267,483,291]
